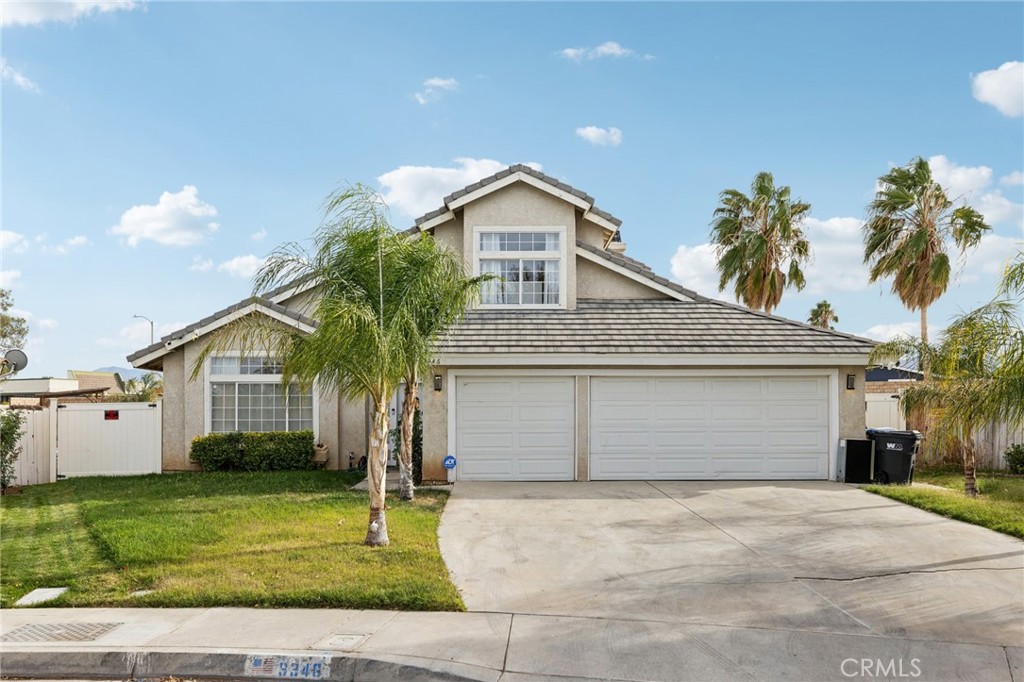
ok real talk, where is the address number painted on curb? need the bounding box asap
[244,654,332,679]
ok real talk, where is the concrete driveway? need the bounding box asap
[439,481,1024,681]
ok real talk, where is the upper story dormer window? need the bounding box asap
[474,227,566,307]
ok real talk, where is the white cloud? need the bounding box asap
[250,228,267,242]
[38,318,58,331]
[1,1,137,27]
[377,157,543,219]
[0,270,22,288]
[217,254,266,279]
[669,216,871,300]
[1,230,30,255]
[109,185,220,247]
[0,58,40,93]
[559,41,653,62]
[962,233,1024,280]
[51,235,90,255]
[927,155,992,198]
[190,255,213,272]
[413,76,458,105]
[97,318,187,349]
[1000,171,1024,186]
[926,155,1023,229]
[860,322,940,343]
[669,243,723,299]
[971,61,1024,117]
[575,126,623,147]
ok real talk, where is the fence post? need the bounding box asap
[49,400,59,483]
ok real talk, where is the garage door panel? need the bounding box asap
[456,376,575,481]
[591,376,830,480]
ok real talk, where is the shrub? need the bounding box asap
[1005,444,1024,475]
[0,409,25,491]
[190,432,243,471]
[190,431,315,471]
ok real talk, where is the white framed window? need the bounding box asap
[474,227,566,308]
[205,354,317,435]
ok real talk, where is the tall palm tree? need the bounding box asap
[395,237,489,501]
[808,300,838,330]
[710,172,812,314]
[193,185,476,545]
[871,252,1023,497]
[863,157,990,377]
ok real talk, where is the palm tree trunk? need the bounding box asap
[963,440,978,499]
[364,399,390,546]
[920,306,930,379]
[398,375,417,501]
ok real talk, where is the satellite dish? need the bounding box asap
[4,349,28,373]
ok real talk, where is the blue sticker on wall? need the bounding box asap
[443,455,457,469]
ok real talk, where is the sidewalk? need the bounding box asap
[1,607,1019,681]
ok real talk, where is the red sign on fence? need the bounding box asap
[104,410,119,421]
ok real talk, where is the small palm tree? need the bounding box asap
[863,157,990,377]
[710,172,812,314]
[872,252,1024,497]
[808,300,838,330]
[124,372,163,402]
[194,185,483,545]
[395,237,489,501]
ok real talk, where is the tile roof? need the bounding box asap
[126,297,318,364]
[412,164,622,228]
[438,299,876,355]
[67,370,124,393]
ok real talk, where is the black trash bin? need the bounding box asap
[867,428,922,484]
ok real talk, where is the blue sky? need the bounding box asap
[2,1,1022,376]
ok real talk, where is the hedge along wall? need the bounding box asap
[190,430,316,471]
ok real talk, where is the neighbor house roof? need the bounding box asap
[438,299,875,357]
[67,370,124,394]
[410,164,623,231]
[127,297,318,369]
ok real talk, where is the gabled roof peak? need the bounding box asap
[412,164,622,228]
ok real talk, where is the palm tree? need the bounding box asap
[710,172,812,314]
[124,372,163,402]
[808,300,838,330]
[193,185,481,545]
[863,157,990,377]
[871,252,1023,497]
[395,237,489,501]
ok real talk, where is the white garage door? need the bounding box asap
[455,376,575,481]
[590,376,830,480]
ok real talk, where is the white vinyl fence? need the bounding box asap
[5,401,161,486]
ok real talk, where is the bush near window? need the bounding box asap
[0,409,26,491]
[1005,444,1024,475]
[190,430,316,471]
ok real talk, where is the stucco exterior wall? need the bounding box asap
[576,255,672,300]
[431,217,465,261]
[576,375,589,481]
[462,183,578,309]
[575,217,608,248]
[839,365,867,440]
[420,366,449,483]
[160,350,192,470]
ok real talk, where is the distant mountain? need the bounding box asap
[93,366,159,379]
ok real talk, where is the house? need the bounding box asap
[128,165,874,482]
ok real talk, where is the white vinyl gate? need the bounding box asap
[6,408,52,487]
[55,402,161,478]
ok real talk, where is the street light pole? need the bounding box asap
[133,314,154,345]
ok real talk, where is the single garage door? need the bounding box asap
[590,376,830,480]
[455,376,575,481]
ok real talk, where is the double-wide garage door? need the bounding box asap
[454,375,830,481]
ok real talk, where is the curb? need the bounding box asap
[0,648,501,682]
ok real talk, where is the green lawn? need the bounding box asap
[865,467,1024,539]
[0,471,464,610]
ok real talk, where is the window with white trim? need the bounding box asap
[208,356,314,433]
[477,230,563,306]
